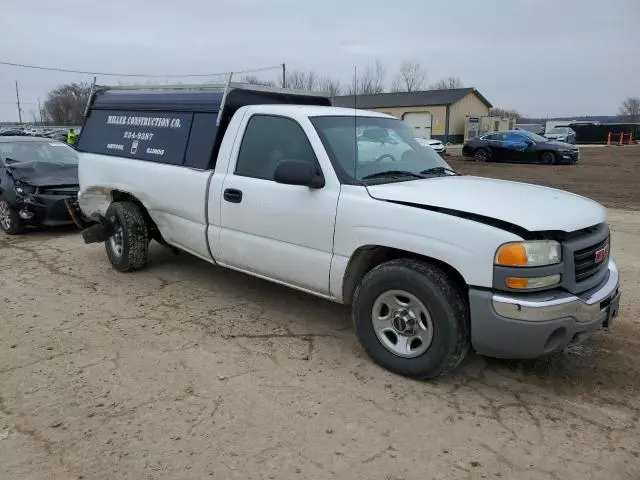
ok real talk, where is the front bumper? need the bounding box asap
[469,259,620,358]
[16,194,76,226]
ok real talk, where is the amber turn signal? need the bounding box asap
[496,244,528,266]
[506,274,561,290]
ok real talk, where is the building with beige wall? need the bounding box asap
[333,88,492,144]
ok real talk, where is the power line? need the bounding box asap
[0,60,282,78]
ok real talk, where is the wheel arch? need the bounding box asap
[110,190,165,244]
[341,244,468,305]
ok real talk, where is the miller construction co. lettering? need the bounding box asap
[107,115,182,129]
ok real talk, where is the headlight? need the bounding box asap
[495,240,561,267]
[15,182,36,195]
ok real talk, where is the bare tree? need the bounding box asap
[346,60,386,95]
[619,96,640,123]
[285,70,318,91]
[429,76,464,90]
[242,75,276,87]
[42,82,92,125]
[489,107,522,119]
[391,61,426,92]
[318,77,342,97]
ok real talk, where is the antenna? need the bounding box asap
[353,66,357,182]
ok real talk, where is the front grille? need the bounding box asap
[574,236,609,282]
[41,187,79,196]
[49,200,72,221]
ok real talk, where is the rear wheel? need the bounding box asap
[540,151,556,165]
[352,259,470,379]
[0,197,23,235]
[473,148,489,162]
[105,201,149,272]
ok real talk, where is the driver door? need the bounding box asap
[218,114,340,295]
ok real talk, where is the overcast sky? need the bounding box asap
[1,0,638,122]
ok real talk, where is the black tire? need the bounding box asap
[352,259,470,379]
[473,148,489,162]
[540,151,556,165]
[104,201,149,272]
[0,197,23,235]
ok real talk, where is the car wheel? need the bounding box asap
[352,259,470,379]
[104,201,149,272]
[473,148,489,162]
[540,151,556,165]
[0,197,23,235]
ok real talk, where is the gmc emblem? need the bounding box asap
[594,243,610,263]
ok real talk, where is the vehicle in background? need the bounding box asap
[414,137,446,155]
[544,126,576,144]
[45,129,71,143]
[515,123,544,135]
[0,137,81,234]
[0,128,27,136]
[75,84,619,379]
[462,130,579,164]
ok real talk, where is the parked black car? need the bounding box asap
[462,130,580,164]
[0,137,80,234]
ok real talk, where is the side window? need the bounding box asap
[184,113,218,169]
[505,132,526,143]
[483,133,498,141]
[235,115,318,180]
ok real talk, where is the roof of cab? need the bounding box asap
[240,104,395,118]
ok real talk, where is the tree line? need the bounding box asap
[245,60,464,97]
[36,59,639,125]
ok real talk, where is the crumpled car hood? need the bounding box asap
[367,175,606,233]
[6,161,78,187]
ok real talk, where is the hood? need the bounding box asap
[544,139,576,148]
[6,161,78,187]
[367,176,605,233]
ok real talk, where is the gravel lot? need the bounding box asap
[1,147,639,479]
[448,145,640,210]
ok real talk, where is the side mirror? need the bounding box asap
[274,159,325,189]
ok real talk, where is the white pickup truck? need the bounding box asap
[76,84,621,379]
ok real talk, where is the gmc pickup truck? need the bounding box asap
[76,83,621,379]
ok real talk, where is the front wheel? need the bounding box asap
[473,148,489,162]
[352,259,470,379]
[0,197,23,235]
[105,201,149,272]
[540,151,556,165]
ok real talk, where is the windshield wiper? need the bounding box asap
[420,166,461,176]
[362,170,426,181]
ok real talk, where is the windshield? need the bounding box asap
[311,116,449,183]
[549,127,569,134]
[0,141,78,165]
[517,130,548,143]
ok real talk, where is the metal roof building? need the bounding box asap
[333,88,492,144]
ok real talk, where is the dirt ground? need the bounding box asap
[448,145,640,210]
[1,148,639,479]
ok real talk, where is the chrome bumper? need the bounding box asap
[492,260,619,323]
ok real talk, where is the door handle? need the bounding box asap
[223,188,243,203]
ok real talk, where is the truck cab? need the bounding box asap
[75,84,621,379]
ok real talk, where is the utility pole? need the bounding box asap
[15,80,23,124]
[37,97,42,123]
[282,63,286,89]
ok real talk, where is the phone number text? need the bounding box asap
[123,131,154,141]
